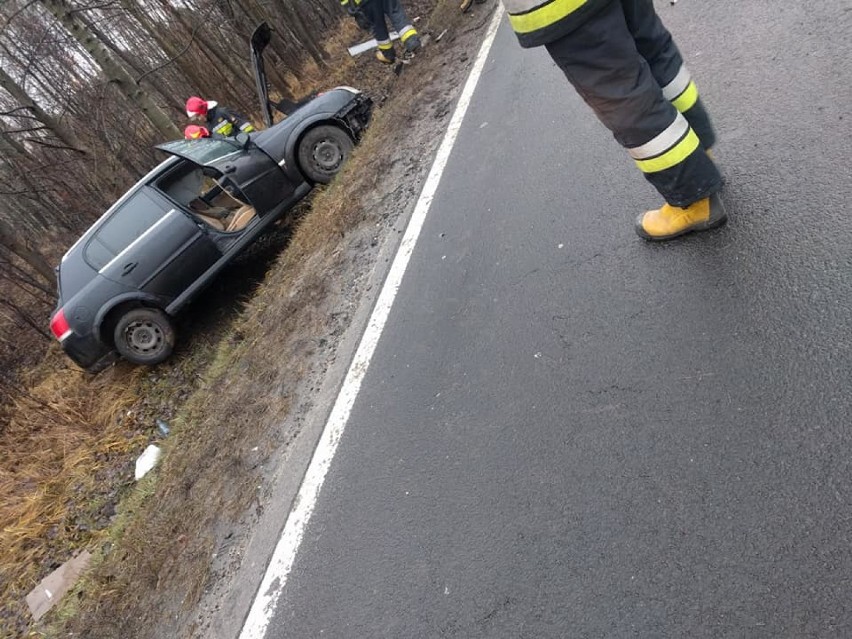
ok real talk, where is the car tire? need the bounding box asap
[113,307,175,366]
[297,124,354,184]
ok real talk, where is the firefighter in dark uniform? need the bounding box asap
[185,96,255,138]
[342,0,421,64]
[505,0,725,241]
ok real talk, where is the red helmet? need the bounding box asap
[185,96,208,118]
[184,125,210,140]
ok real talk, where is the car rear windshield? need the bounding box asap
[157,138,242,166]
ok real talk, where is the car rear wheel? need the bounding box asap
[113,308,175,366]
[297,124,354,184]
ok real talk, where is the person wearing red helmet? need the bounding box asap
[185,96,255,137]
[184,125,210,140]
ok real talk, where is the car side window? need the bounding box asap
[84,191,168,270]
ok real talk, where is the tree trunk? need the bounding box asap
[0,299,52,340]
[0,217,55,282]
[118,0,215,99]
[162,0,254,92]
[38,0,181,141]
[0,65,88,153]
[280,1,330,68]
[78,9,184,114]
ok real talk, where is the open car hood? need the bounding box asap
[251,22,275,128]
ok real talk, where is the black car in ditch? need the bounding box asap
[49,24,371,371]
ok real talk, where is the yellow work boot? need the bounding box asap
[375,49,396,64]
[635,193,727,241]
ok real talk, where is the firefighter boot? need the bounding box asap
[635,193,727,241]
[404,34,422,53]
[376,47,396,64]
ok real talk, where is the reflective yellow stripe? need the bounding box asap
[671,81,699,112]
[634,128,700,173]
[507,0,588,34]
[213,121,234,136]
[378,41,394,50]
[400,28,417,43]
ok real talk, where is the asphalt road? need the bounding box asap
[264,2,852,637]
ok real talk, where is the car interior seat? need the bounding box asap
[225,205,256,232]
[194,213,226,231]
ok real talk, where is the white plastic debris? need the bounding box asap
[135,444,162,480]
[348,31,401,56]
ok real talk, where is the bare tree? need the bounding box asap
[0,64,88,153]
[0,216,55,282]
[38,0,182,140]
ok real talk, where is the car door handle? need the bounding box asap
[222,165,236,174]
[121,262,138,276]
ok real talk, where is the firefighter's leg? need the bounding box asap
[363,0,396,63]
[544,0,724,239]
[621,0,716,149]
[383,0,420,52]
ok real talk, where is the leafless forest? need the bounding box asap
[0,0,344,382]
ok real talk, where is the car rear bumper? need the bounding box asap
[62,331,115,372]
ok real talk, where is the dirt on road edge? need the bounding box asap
[42,3,498,638]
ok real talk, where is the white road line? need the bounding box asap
[238,8,505,639]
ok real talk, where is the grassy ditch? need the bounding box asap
[0,1,494,637]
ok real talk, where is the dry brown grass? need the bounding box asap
[0,353,146,638]
[0,1,485,636]
[0,339,227,638]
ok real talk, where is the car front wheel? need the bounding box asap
[297,124,354,184]
[113,308,175,366]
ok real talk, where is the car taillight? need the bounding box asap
[50,308,72,341]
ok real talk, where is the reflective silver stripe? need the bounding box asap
[98,209,177,274]
[62,159,177,262]
[628,112,690,160]
[503,0,547,12]
[662,65,692,101]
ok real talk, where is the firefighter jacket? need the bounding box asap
[206,103,255,137]
[504,0,612,48]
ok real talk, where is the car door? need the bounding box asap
[156,137,295,214]
[89,188,220,302]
